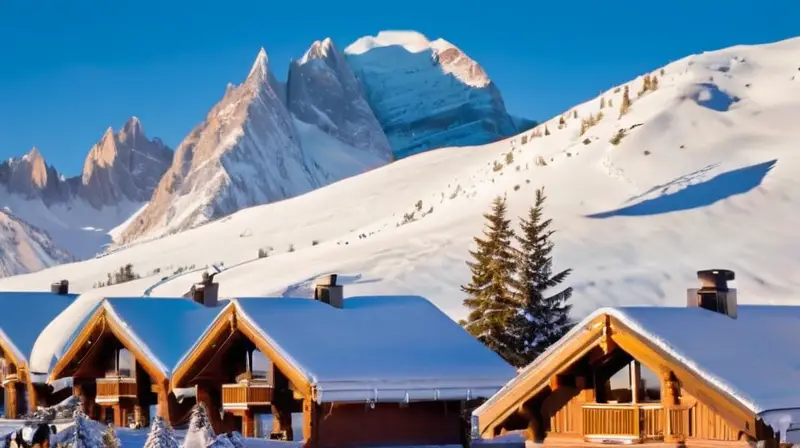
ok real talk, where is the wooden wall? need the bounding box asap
[315,401,466,447]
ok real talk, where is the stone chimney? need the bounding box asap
[313,274,343,309]
[50,280,69,295]
[686,269,737,318]
[185,272,219,307]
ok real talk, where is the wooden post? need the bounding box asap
[5,380,18,419]
[302,398,318,447]
[154,381,171,422]
[242,410,255,438]
[196,384,223,435]
[271,369,294,440]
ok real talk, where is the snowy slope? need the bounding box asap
[6,36,800,361]
[0,211,74,276]
[345,31,518,158]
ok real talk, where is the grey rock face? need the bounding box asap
[288,38,393,162]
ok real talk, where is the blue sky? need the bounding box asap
[1,0,797,175]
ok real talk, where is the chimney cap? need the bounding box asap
[697,269,735,280]
[314,274,338,287]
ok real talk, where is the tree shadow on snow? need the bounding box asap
[586,159,776,218]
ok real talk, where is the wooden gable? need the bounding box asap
[50,305,168,386]
[170,304,312,398]
[476,312,767,442]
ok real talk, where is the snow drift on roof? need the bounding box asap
[233,296,517,402]
[103,297,228,377]
[0,292,77,365]
[476,305,800,419]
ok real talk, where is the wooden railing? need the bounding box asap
[222,382,273,409]
[96,377,137,402]
[582,404,665,441]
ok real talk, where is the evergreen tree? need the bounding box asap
[143,417,180,448]
[558,116,566,129]
[600,96,606,109]
[544,125,550,136]
[651,75,659,90]
[460,195,521,363]
[63,409,105,448]
[182,403,216,448]
[101,425,120,448]
[509,187,574,367]
[620,86,631,117]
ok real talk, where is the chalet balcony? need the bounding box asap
[95,377,137,404]
[222,382,273,410]
[582,403,692,443]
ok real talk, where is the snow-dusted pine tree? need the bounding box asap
[509,187,573,366]
[207,435,235,448]
[143,416,180,448]
[460,195,521,363]
[59,409,105,448]
[101,425,121,448]
[182,403,216,448]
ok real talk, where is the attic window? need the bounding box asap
[105,348,136,378]
[247,349,272,381]
[597,360,661,404]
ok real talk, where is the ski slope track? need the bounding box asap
[4,36,800,332]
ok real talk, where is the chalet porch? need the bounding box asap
[496,342,760,446]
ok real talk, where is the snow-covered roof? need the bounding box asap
[96,297,228,378]
[0,292,77,366]
[476,305,800,420]
[232,296,517,403]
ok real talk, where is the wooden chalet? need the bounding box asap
[48,295,224,428]
[171,274,517,447]
[0,282,76,418]
[471,270,800,446]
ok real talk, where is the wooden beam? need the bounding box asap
[478,315,607,438]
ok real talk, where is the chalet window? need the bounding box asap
[603,362,633,403]
[638,362,661,402]
[250,350,271,380]
[242,348,273,382]
[105,348,136,378]
[598,360,661,404]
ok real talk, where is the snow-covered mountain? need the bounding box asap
[344,31,519,159]
[288,38,394,163]
[79,116,173,208]
[118,45,394,244]
[7,36,800,340]
[0,210,74,276]
[0,117,172,263]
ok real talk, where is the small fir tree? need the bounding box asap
[572,110,578,119]
[143,416,180,448]
[620,86,631,117]
[600,96,606,109]
[651,74,659,90]
[509,187,574,366]
[102,425,121,448]
[544,125,550,136]
[460,195,521,363]
[182,403,216,448]
[558,116,566,129]
[64,409,105,448]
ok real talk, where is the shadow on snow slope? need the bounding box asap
[586,159,777,218]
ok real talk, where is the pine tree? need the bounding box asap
[183,403,216,448]
[600,96,606,109]
[544,125,550,136]
[64,409,105,448]
[102,425,120,448]
[509,187,574,367]
[651,75,659,90]
[460,195,521,363]
[143,417,180,448]
[558,116,566,129]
